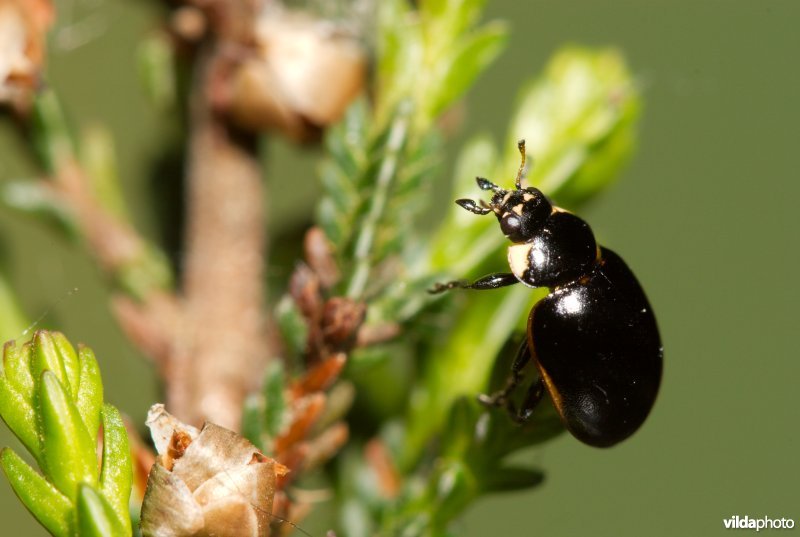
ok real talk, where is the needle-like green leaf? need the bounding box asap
[0,448,71,537]
[38,371,97,500]
[98,404,132,535]
[76,346,103,440]
[76,484,127,537]
[2,341,35,402]
[49,333,80,400]
[0,375,39,456]
[241,394,265,450]
[262,360,288,439]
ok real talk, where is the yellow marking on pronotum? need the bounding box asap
[507,243,532,280]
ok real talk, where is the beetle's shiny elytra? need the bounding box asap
[430,141,663,447]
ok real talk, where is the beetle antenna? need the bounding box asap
[515,139,527,190]
[456,198,492,215]
[476,177,504,193]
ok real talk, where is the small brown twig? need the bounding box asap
[47,159,182,369]
[32,0,273,431]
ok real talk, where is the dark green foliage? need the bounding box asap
[242,360,289,452]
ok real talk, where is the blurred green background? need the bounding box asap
[1,0,798,535]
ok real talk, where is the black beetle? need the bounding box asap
[431,141,663,447]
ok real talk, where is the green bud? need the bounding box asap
[505,46,641,207]
[32,331,72,394]
[0,331,132,536]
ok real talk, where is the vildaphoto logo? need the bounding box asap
[724,516,795,531]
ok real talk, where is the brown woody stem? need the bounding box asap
[170,39,269,429]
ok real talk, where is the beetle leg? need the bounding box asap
[428,272,519,294]
[508,377,545,424]
[477,340,531,407]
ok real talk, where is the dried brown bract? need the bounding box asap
[226,9,367,140]
[304,227,340,290]
[289,229,367,365]
[141,404,288,537]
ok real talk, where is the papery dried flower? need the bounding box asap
[0,0,53,107]
[227,10,367,140]
[141,404,288,537]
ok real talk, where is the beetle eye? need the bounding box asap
[500,214,521,237]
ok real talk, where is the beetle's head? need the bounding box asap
[455,140,552,243]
